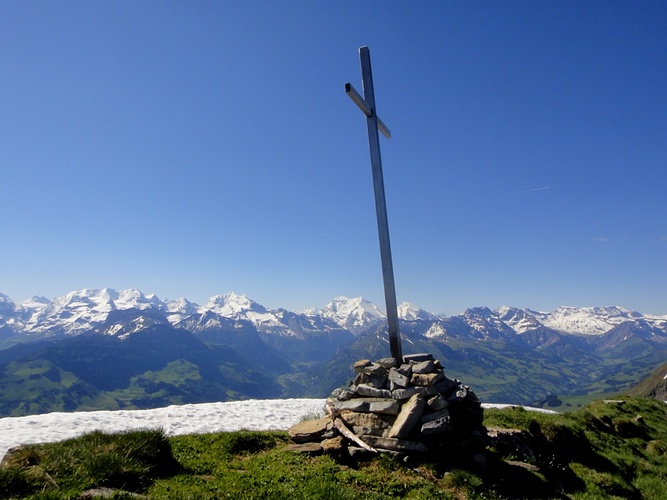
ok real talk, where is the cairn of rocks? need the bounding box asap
[288,353,487,466]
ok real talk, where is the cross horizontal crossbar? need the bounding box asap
[345,83,392,139]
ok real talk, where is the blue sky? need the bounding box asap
[2,1,666,316]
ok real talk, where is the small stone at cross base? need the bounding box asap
[412,360,435,374]
[353,359,372,372]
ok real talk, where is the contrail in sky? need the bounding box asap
[511,186,552,195]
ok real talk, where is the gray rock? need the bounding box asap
[391,387,419,400]
[388,394,425,439]
[397,363,413,377]
[340,411,393,430]
[288,417,332,443]
[403,353,435,363]
[353,359,372,372]
[412,360,435,374]
[421,408,450,424]
[333,388,356,401]
[356,384,392,399]
[360,362,388,376]
[353,425,386,437]
[427,394,449,411]
[388,367,410,387]
[421,414,452,436]
[376,357,398,368]
[411,371,444,387]
[328,398,401,415]
[368,399,401,415]
[365,373,388,389]
[330,387,345,399]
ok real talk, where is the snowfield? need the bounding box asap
[0,399,558,460]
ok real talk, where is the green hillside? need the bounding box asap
[0,327,283,416]
[625,360,667,401]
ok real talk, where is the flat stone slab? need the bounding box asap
[421,415,453,436]
[354,359,372,372]
[340,411,393,429]
[328,398,401,415]
[288,417,332,443]
[412,360,435,374]
[392,387,418,400]
[403,353,435,363]
[376,357,398,368]
[356,384,391,398]
[355,361,388,376]
[331,387,356,400]
[388,367,410,387]
[388,394,425,439]
[411,371,444,387]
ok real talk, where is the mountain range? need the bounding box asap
[3,288,665,340]
[0,288,666,417]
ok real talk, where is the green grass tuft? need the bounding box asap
[0,428,179,498]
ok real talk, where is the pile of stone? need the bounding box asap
[288,353,487,466]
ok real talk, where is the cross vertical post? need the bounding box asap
[345,46,403,363]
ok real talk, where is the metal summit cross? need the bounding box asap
[345,46,402,362]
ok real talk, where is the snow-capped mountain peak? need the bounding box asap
[203,292,267,317]
[0,293,16,315]
[495,306,543,333]
[115,288,162,310]
[21,296,50,310]
[319,296,385,335]
[1,288,665,343]
[463,307,516,337]
[165,297,196,315]
[397,302,437,322]
[533,305,637,335]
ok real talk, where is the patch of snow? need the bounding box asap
[424,323,446,339]
[482,403,559,414]
[0,399,560,460]
[0,399,326,460]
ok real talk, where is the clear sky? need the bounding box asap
[2,1,666,316]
